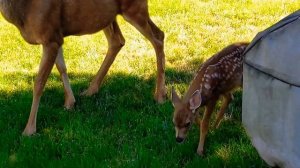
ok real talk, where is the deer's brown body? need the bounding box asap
[0,0,166,135]
[172,42,249,156]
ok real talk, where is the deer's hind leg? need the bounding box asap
[81,20,125,96]
[122,3,166,103]
[55,47,75,109]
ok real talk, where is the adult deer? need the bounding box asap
[0,0,166,136]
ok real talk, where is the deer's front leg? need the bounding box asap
[23,42,60,136]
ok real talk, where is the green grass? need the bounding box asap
[0,0,299,167]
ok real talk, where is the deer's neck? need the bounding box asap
[0,0,28,27]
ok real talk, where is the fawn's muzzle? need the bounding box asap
[176,137,184,143]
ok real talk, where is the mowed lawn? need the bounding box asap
[0,0,299,167]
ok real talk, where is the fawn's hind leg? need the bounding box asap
[213,93,233,129]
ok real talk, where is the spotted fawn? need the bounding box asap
[171,42,249,156]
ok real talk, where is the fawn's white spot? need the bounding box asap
[205,74,211,79]
[204,83,211,89]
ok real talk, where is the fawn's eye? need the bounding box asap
[184,122,191,128]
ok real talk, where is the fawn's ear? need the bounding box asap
[171,86,181,107]
[189,90,202,112]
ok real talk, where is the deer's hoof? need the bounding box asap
[22,127,36,136]
[80,88,97,97]
[197,148,205,157]
[155,95,165,104]
[64,97,76,110]
[155,88,167,104]
[155,94,166,104]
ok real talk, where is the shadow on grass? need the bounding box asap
[0,69,265,167]
[0,68,194,139]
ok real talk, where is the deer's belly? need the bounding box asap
[61,0,119,36]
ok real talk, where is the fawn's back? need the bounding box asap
[183,42,249,103]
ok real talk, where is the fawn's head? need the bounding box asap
[171,87,202,143]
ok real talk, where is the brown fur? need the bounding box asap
[172,42,249,156]
[0,0,166,135]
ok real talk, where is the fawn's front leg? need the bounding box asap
[197,99,217,156]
